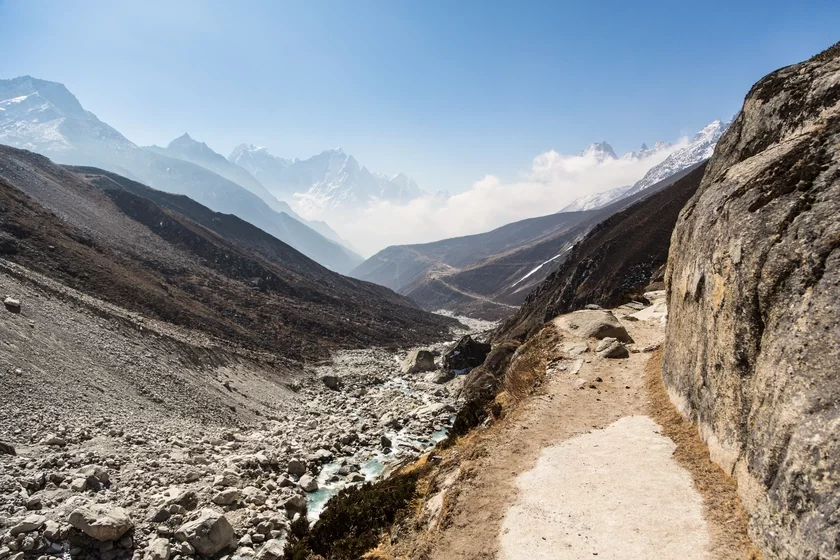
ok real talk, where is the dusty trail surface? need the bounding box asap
[423,297,755,560]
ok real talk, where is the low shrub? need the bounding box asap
[284,469,423,560]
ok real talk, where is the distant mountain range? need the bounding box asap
[351,162,705,319]
[0,76,362,272]
[560,119,729,212]
[229,144,425,216]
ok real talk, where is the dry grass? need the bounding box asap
[502,326,559,403]
[644,351,762,560]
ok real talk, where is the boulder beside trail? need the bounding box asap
[443,335,491,372]
[401,349,436,374]
[595,338,629,359]
[553,310,633,342]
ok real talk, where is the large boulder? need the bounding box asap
[400,349,436,374]
[442,335,491,372]
[67,504,133,542]
[0,441,15,455]
[553,310,633,342]
[663,43,840,560]
[175,509,234,556]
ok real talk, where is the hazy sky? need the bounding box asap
[0,0,838,194]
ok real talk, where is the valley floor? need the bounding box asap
[392,298,757,560]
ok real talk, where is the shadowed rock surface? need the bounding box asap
[663,42,840,560]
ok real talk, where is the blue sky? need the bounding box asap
[0,0,838,193]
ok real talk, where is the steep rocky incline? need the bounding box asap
[495,162,706,341]
[0,146,458,361]
[663,43,840,559]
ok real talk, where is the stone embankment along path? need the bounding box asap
[424,296,756,559]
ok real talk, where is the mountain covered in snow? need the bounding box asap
[0,76,363,272]
[229,144,425,215]
[579,141,619,163]
[147,134,350,247]
[560,120,729,212]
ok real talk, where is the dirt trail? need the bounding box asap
[423,301,756,559]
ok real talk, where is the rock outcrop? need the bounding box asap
[663,42,840,559]
[442,335,491,372]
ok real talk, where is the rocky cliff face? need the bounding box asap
[663,43,840,559]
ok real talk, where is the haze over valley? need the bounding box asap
[0,3,838,560]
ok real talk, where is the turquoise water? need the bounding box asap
[305,419,454,522]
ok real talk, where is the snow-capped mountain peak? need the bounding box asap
[580,141,618,162]
[622,140,672,161]
[228,144,425,215]
[560,119,731,213]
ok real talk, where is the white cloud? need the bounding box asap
[299,141,687,256]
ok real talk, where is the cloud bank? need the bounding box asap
[302,141,686,256]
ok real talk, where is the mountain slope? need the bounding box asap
[560,120,728,212]
[0,76,362,273]
[0,145,457,360]
[353,163,704,319]
[495,161,707,341]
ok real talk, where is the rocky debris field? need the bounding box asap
[0,263,496,560]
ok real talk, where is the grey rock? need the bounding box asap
[663,44,840,560]
[554,310,633,342]
[42,434,66,447]
[442,335,491,372]
[400,350,436,374]
[3,297,20,313]
[298,474,318,493]
[175,509,234,556]
[255,539,285,560]
[596,340,629,359]
[10,514,45,535]
[211,488,241,506]
[0,442,15,456]
[145,537,170,560]
[67,504,133,541]
[242,486,267,506]
[286,459,306,476]
[320,375,341,390]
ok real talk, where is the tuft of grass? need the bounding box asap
[503,350,545,402]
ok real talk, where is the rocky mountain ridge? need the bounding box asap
[228,144,424,216]
[560,119,729,212]
[0,77,362,273]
